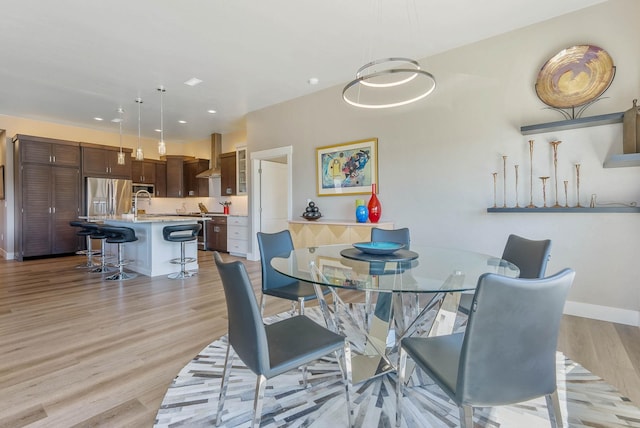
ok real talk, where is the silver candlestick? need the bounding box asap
[550,141,562,207]
[527,140,536,208]
[502,155,507,208]
[514,165,520,208]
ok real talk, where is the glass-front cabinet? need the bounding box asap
[236,146,247,195]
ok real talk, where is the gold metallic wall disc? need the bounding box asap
[535,45,615,109]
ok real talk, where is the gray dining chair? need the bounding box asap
[257,230,329,316]
[396,268,575,428]
[368,227,411,319]
[458,234,552,314]
[213,252,353,428]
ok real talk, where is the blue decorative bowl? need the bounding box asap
[352,241,405,255]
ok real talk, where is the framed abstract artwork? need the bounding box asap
[316,138,378,196]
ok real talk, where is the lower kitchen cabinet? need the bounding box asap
[227,215,248,257]
[206,216,227,251]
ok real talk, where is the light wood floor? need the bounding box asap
[0,252,638,427]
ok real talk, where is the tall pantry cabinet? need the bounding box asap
[13,135,82,260]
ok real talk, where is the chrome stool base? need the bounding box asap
[105,271,137,281]
[168,270,197,280]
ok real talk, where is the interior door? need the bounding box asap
[259,160,288,233]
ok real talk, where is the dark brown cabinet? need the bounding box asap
[184,159,209,197]
[165,156,185,197]
[220,152,237,195]
[155,162,167,197]
[206,216,227,251]
[131,160,156,184]
[164,156,209,198]
[81,145,132,178]
[13,135,81,260]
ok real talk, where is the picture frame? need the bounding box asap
[316,138,378,196]
[0,165,4,200]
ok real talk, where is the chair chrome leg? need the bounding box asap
[216,343,234,427]
[252,374,267,428]
[396,347,407,427]
[459,405,473,428]
[546,390,563,428]
[301,365,308,388]
[260,293,266,317]
[343,341,353,428]
[299,298,305,315]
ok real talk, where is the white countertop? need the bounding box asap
[86,215,200,223]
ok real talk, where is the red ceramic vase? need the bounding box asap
[367,183,381,223]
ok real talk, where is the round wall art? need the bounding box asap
[535,45,615,109]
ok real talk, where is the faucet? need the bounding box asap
[134,190,152,217]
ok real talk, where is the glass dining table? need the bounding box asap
[271,243,520,384]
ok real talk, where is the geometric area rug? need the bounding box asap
[155,308,640,428]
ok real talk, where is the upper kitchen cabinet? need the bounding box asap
[236,146,247,195]
[81,144,132,178]
[155,161,167,197]
[16,134,81,167]
[165,156,185,197]
[220,152,237,196]
[163,156,209,197]
[13,135,81,260]
[131,160,157,184]
[183,158,209,197]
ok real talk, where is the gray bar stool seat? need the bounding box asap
[101,226,138,281]
[69,221,100,268]
[163,224,201,279]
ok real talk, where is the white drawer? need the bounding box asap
[227,239,248,254]
[228,216,248,226]
[228,225,249,240]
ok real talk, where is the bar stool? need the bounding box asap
[101,226,138,281]
[69,221,100,268]
[84,223,115,274]
[163,224,202,279]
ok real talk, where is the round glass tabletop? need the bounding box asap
[271,244,519,293]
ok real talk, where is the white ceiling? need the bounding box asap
[0,0,606,143]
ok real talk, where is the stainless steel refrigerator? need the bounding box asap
[86,177,133,217]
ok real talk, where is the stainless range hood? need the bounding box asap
[196,133,222,178]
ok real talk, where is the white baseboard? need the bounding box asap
[0,249,15,260]
[564,300,640,327]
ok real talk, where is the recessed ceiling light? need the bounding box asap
[178,120,187,124]
[207,109,217,114]
[94,117,103,121]
[111,118,122,123]
[308,77,319,85]
[184,77,203,87]
[155,128,162,132]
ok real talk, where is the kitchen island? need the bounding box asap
[102,216,200,277]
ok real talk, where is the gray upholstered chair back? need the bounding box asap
[501,234,552,279]
[458,268,574,406]
[257,230,298,292]
[213,252,270,375]
[371,227,411,250]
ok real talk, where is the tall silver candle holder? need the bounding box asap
[514,165,520,208]
[492,172,498,208]
[527,140,536,208]
[550,141,562,207]
[563,180,569,208]
[540,176,550,208]
[502,155,507,208]
[575,164,583,207]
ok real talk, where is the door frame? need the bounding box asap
[248,146,293,261]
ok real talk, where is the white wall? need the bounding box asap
[246,0,640,324]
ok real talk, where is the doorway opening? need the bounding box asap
[249,146,293,260]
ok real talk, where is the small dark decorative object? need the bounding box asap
[302,200,322,221]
